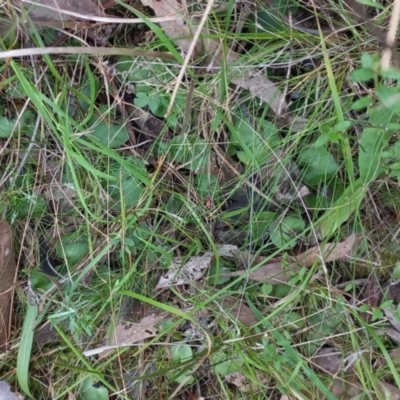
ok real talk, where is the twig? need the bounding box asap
[0,47,175,60]
[381,0,400,69]
[165,0,215,116]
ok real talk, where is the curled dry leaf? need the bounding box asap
[0,221,17,353]
[155,244,238,289]
[228,234,357,284]
[224,371,268,393]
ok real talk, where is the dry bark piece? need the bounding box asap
[0,221,17,353]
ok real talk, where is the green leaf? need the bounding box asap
[212,352,243,376]
[17,303,37,399]
[79,376,108,400]
[107,176,143,211]
[166,135,210,172]
[352,96,373,110]
[148,92,169,117]
[134,92,149,108]
[171,344,193,362]
[361,52,374,69]
[350,68,375,82]
[56,233,89,266]
[297,147,339,185]
[356,0,385,10]
[270,216,304,249]
[209,263,231,285]
[194,173,219,197]
[380,67,400,80]
[13,195,47,219]
[317,184,365,238]
[333,120,352,133]
[89,117,129,148]
[359,125,391,184]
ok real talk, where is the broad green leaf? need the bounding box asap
[209,263,231,285]
[148,92,169,117]
[297,147,339,185]
[171,344,193,362]
[107,176,143,211]
[317,184,365,238]
[56,233,89,265]
[359,126,391,184]
[89,118,129,148]
[166,135,210,172]
[79,376,108,400]
[270,216,304,249]
[350,68,375,82]
[17,304,37,399]
[134,92,149,108]
[361,52,374,69]
[376,84,400,116]
[13,195,47,219]
[194,173,219,197]
[212,352,243,376]
[352,96,373,110]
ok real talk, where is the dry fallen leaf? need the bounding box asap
[331,366,362,399]
[85,311,168,357]
[155,244,238,289]
[312,347,342,375]
[224,371,268,393]
[378,382,400,400]
[19,0,105,22]
[0,221,17,353]
[220,297,259,326]
[228,234,357,284]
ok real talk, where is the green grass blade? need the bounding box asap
[17,303,37,399]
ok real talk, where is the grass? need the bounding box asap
[1,0,400,398]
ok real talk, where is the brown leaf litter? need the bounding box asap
[0,221,18,353]
[228,234,357,284]
[84,309,168,357]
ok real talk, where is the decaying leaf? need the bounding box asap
[84,311,168,357]
[378,382,400,400]
[228,234,357,284]
[312,347,341,375]
[331,366,362,399]
[19,0,105,22]
[220,297,259,326]
[0,221,17,353]
[224,371,268,393]
[155,244,238,289]
[384,308,400,333]
[0,381,24,400]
